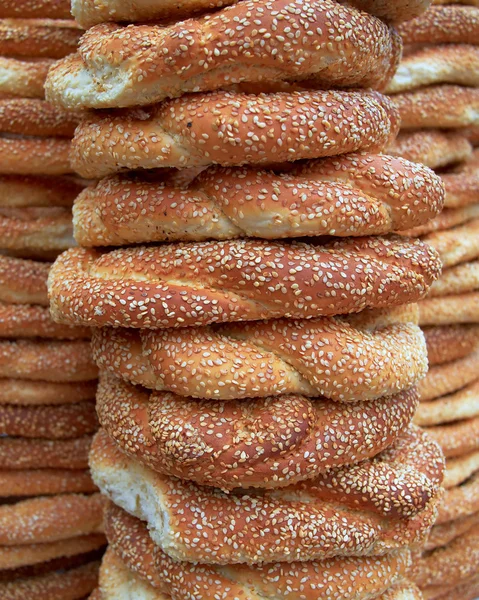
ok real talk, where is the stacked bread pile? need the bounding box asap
[386,3,479,599]
[45,1,449,598]
[0,2,105,599]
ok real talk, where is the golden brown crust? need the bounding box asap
[398,204,479,237]
[0,302,90,339]
[424,324,479,366]
[0,402,97,439]
[0,493,104,545]
[387,45,479,94]
[0,1,72,19]
[419,291,479,325]
[388,130,473,169]
[0,57,53,98]
[69,89,399,178]
[48,236,440,330]
[0,534,106,570]
[92,308,427,402]
[48,2,401,110]
[416,379,479,426]
[73,154,444,246]
[0,137,72,176]
[431,572,479,600]
[441,171,479,209]
[426,415,479,458]
[0,339,97,382]
[444,450,479,489]
[418,349,479,401]
[340,0,430,23]
[426,511,479,551]
[423,218,479,269]
[0,19,82,59]
[0,436,92,469]
[0,379,96,405]
[428,261,479,297]
[398,6,479,46]
[97,374,419,489]
[0,469,97,496]
[437,471,479,524]
[0,255,49,305]
[91,427,443,564]
[392,85,479,130]
[0,99,78,137]
[0,559,100,600]
[0,175,82,208]
[462,124,479,146]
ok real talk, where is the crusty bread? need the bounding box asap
[430,572,479,600]
[424,324,479,365]
[418,349,479,401]
[425,415,479,458]
[392,85,479,130]
[48,236,440,330]
[423,218,479,269]
[97,373,418,489]
[388,130,472,169]
[0,256,49,305]
[398,6,479,46]
[0,468,97,497]
[0,436,92,469]
[0,379,96,406]
[398,205,479,237]
[415,378,479,426]
[419,291,479,325]
[92,305,427,401]
[428,260,479,298]
[0,302,89,339]
[0,137,72,176]
[0,175,83,208]
[101,523,413,600]
[0,99,79,137]
[0,0,72,19]
[0,56,54,98]
[426,511,479,550]
[444,451,479,489]
[69,89,399,178]
[91,427,443,564]
[437,471,479,525]
[73,153,444,246]
[48,0,401,109]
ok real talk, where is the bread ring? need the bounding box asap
[441,172,479,210]
[426,511,479,550]
[69,89,400,178]
[0,137,71,175]
[444,451,479,489]
[0,559,100,600]
[387,45,479,94]
[418,349,479,401]
[398,6,479,46]
[0,534,105,571]
[0,493,104,546]
[415,378,479,426]
[0,256,49,305]
[0,99,78,137]
[423,218,479,269]
[47,1,401,110]
[92,308,427,402]
[426,415,479,458]
[392,85,479,130]
[437,471,479,525]
[0,303,89,339]
[0,469,97,496]
[0,175,82,208]
[91,426,443,564]
[97,374,418,489]
[398,205,479,237]
[0,436,92,469]
[100,533,412,600]
[428,261,479,298]
[430,572,479,600]
[419,291,479,325]
[48,236,440,330]
[0,379,96,405]
[339,0,430,23]
[388,130,473,169]
[0,57,53,98]
[424,325,479,366]
[0,339,97,383]
[0,19,82,59]
[73,154,444,246]
[0,0,72,19]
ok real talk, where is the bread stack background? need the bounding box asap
[386,3,479,598]
[40,1,460,599]
[0,2,105,599]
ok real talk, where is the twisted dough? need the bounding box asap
[398,6,479,46]
[387,45,479,94]
[0,175,82,208]
[0,256,49,305]
[91,426,443,564]
[392,85,479,130]
[0,57,53,98]
[69,89,399,178]
[92,306,427,402]
[48,236,440,330]
[48,0,401,109]
[388,130,473,169]
[0,379,96,405]
[101,529,414,600]
[0,436,92,469]
[73,154,444,246]
[97,373,418,489]
[0,0,72,18]
[0,19,82,59]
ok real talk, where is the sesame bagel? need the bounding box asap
[398,6,479,46]
[0,402,97,439]
[0,99,78,137]
[392,85,479,130]
[0,137,72,175]
[423,218,479,269]
[0,379,96,405]
[431,573,479,600]
[73,154,444,246]
[101,522,415,600]
[0,0,72,19]
[444,451,479,489]
[0,19,82,59]
[91,427,443,564]
[398,205,479,237]
[0,208,74,252]
[0,469,97,497]
[425,415,479,458]
[0,256,49,305]
[428,261,479,297]
[47,0,401,110]
[92,307,427,402]
[437,471,479,525]
[415,378,479,426]
[0,436,92,469]
[418,349,479,401]
[424,324,479,365]
[0,339,97,382]
[426,511,479,550]
[0,57,53,98]
[0,175,82,208]
[0,303,89,339]
[48,236,440,330]
[388,130,473,169]
[419,291,479,325]
[69,89,399,178]
[96,374,418,489]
